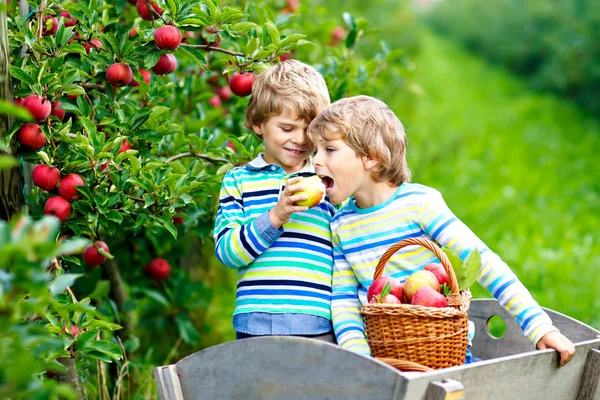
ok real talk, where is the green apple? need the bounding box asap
[295,175,326,208]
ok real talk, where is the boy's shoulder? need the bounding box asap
[330,183,442,225]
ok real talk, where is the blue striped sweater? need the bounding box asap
[331,183,558,355]
[214,155,336,326]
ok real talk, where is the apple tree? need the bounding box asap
[1,0,413,396]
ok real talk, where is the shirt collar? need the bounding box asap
[246,153,316,174]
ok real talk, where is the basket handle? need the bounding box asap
[375,357,433,373]
[373,237,462,307]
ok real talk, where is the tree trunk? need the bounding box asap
[104,257,133,340]
[0,0,24,220]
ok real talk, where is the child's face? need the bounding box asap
[312,132,371,205]
[252,107,311,174]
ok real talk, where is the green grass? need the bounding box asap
[395,32,600,330]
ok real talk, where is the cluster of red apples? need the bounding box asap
[367,263,450,308]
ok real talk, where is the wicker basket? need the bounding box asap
[360,237,471,370]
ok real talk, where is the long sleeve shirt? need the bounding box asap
[331,182,558,355]
[213,154,336,334]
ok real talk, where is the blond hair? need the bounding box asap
[307,95,411,185]
[244,60,330,130]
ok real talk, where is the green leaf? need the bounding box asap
[175,313,201,344]
[343,12,358,48]
[89,280,111,300]
[461,249,482,290]
[177,45,207,66]
[9,66,36,87]
[141,288,171,308]
[56,238,89,256]
[442,247,465,287]
[50,274,82,296]
[0,99,33,121]
[264,21,280,46]
[0,155,18,170]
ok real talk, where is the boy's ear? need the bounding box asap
[252,124,263,136]
[362,155,378,171]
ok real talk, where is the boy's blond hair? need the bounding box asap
[307,95,411,186]
[244,60,330,130]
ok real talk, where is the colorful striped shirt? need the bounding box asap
[214,154,336,333]
[331,183,558,355]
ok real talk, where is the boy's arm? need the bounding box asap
[418,190,558,346]
[214,171,283,268]
[331,232,371,356]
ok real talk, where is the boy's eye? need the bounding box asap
[326,147,335,153]
[281,127,293,132]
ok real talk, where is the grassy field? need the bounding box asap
[396,32,600,329]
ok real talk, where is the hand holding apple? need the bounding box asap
[293,175,326,208]
[269,176,312,228]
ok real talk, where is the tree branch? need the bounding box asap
[181,43,245,58]
[164,151,229,164]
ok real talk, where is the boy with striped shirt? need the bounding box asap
[213,60,337,342]
[308,95,575,365]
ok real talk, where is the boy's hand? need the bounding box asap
[269,176,309,228]
[536,331,575,366]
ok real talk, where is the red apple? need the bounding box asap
[140,69,151,84]
[145,258,171,281]
[286,0,300,12]
[50,100,65,121]
[229,72,254,97]
[367,276,404,302]
[331,26,345,45]
[58,173,85,201]
[43,16,58,36]
[129,28,138,38]
[404,270,440,302]
[172,216,184,225]
[84,39,102,54]
[280,52,293,61]
[32,165,60,191]
[215,86,232,102]
[423,263,449,286]
[23,94,52,121]
[154,25,182,50]
[14,97,25,107]
[59,11,77,27]
[208,95,222,108]
[136,0,164,21]
[152,54,177,75]
[369,294,401,304]
[118,140,132,154]
[106,63,133,87]
[83,241,110,267]
[44,196,71,222]
[18,123,47,150]
[411,286,447,308]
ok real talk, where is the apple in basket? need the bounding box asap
[423,262,449,286]
[367,276,404,303]
[403,270,440,302]
[368,282,402,304]
[411,286,447,308]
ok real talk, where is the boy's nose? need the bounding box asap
[312,152,322,167]
[291,129,307,145]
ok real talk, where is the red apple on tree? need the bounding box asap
[43,16,58,36]
[136,0,164,21]
[59,11,77,27]
[423,263,449,286]
[84,39,102,54]
[32,165,60,191]
[23,94,52,121]
[154,25,182,50]
[58,173,85,201]
[152,54,177,75]
[118,140,132,154]
[44,196,71,222]
[106,63,133,87]
[83,241,110,267]
[145,258,171,281]
[18,123,47,150]
[50,100,65,121]
[404,270,440,302]
[411,286,447,308]
[330,26,346,46]
[215,86,232,102]
[367,276,404,302]
[229,72,254,97]
[208,96,222,108]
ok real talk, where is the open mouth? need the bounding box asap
[319,176,335,195]
[285,148,305,156]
